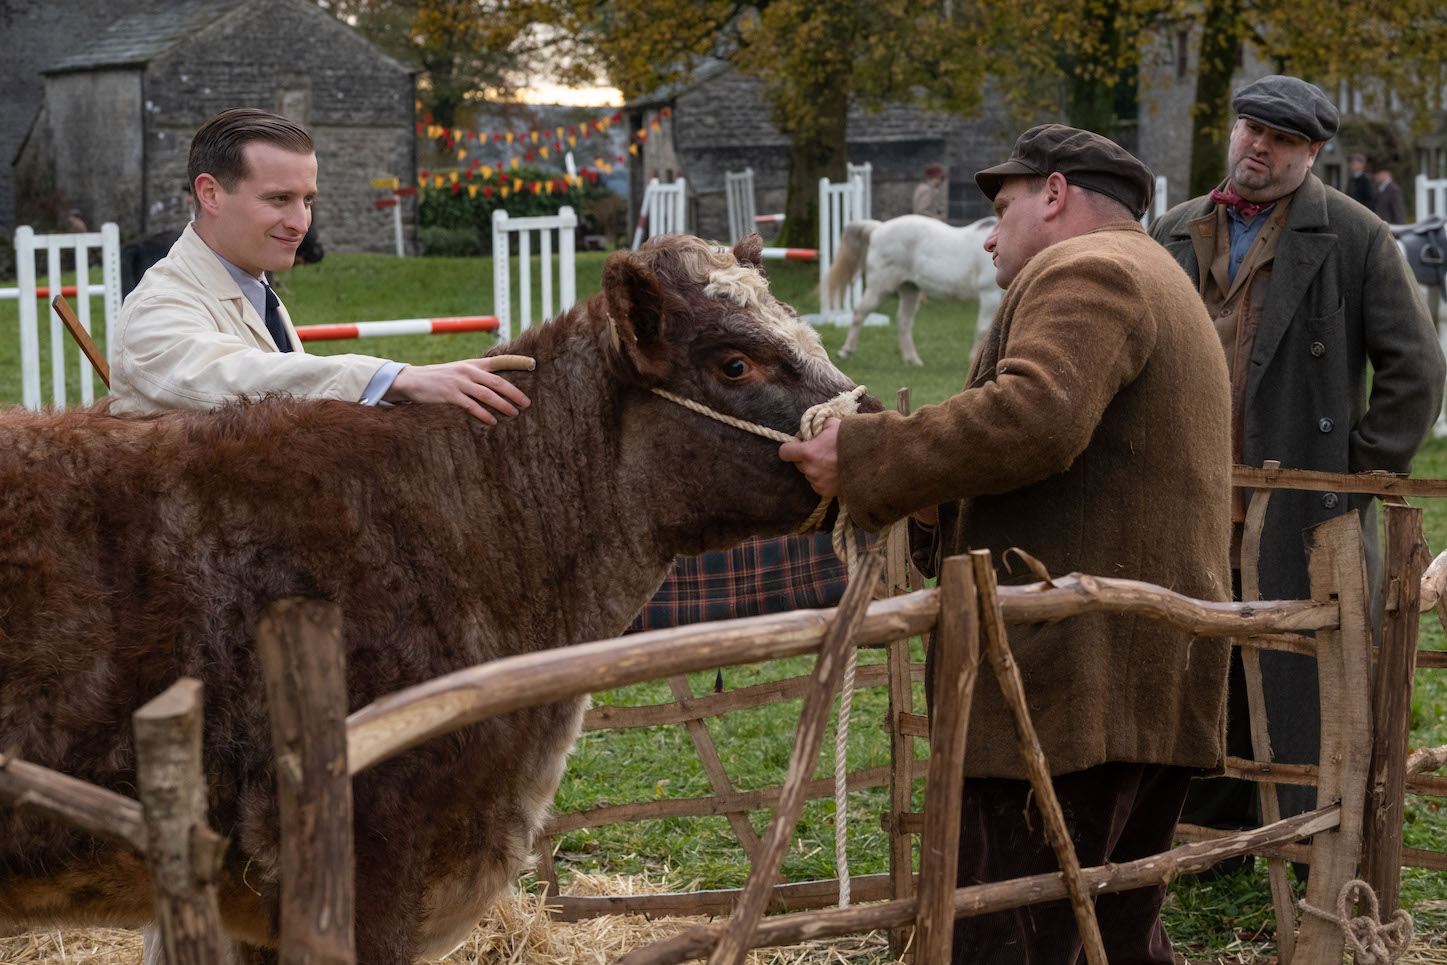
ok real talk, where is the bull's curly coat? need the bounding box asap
[0,235,875,964]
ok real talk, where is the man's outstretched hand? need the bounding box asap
[386,354,535,424]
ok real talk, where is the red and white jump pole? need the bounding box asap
[294,316,499,342]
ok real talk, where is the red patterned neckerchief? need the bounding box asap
[1209,184,1269,219]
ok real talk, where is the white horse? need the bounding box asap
[827,214,1002,366]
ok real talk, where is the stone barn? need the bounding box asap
[11,0,417,254]
[624,60,1026,244]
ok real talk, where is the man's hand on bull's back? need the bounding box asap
[779,417,842,499]
[385,355,535,424]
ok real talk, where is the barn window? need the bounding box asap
[278,89,311,126]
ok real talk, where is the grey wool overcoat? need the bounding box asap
[1150,173,1444,814]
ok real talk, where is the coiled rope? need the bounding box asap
[650,382,885,906]
[1299,879,1413,965]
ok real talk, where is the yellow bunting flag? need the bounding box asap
[568,134,577,147]
[628,143,639,156]
[468,184,478,198]
[457,148,466,160]
[481,165,493,181]
[636,128,645,139]
[505,132,514,144]
[415,99,422,110]
[434,175,444,188]
[449,171,458,183]
[452,128,461,140]
[531,130,539,143]
[651,119,660,131]
[555,126,564,139]
[539,146,549,159]
[501,186,510,198]
[418,174,427,187]
[510,156,519,169]
[513,178,523,192]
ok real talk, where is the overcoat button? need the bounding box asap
[1310,341,1325,357]
[1318,417,1334,433]
[1322,492,1339,509]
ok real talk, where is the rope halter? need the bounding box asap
[1299,879,1414,965]
[649,380,886,908]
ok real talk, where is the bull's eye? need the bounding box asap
[721,357,751,380]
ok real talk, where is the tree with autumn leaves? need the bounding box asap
[326,0,1447,231]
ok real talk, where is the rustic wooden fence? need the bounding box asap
[3,468,1447,963]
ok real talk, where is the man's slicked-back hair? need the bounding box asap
[188,108,314,192]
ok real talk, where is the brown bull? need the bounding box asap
[0,234,876,964]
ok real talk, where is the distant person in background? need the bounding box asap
[1372,161,1407,224]
[63,208,87,233]
[1345,154,1374,208]
[913,162,947,220]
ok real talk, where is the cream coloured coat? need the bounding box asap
[109,224,387,415]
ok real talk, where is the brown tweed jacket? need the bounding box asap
[838,222,1233,779]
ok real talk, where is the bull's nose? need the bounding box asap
[856,392,885,414]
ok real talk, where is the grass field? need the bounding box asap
[2,252,1444,961]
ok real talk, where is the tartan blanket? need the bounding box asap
[628,530,872,632]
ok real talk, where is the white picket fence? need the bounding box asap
[1418,174,1447,221]
[491,206,577,343]
[5,223,122,410]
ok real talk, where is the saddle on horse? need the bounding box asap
[1392,215,1446,290]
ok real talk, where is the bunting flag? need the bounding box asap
[414,106,662,174]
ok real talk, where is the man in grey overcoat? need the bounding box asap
[1150,75,1444,836]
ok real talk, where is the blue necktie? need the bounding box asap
[262,285,293,353]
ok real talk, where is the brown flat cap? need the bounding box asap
[975,124,1155,220]
[1231,75,1338,142]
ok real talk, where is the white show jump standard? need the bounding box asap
[808,164,885,328]
[492,206,577,343]
[1418,174,1447,221]
[294,316,499,342]
[725,167,787,245]
[631,177,688,250]
[11,223,122,410]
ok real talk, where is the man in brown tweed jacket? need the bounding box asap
[781,125,1233,964]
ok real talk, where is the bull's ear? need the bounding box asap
[732,233,764,270]
[602,252,669,381]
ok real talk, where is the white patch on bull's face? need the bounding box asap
[705,266,838,382]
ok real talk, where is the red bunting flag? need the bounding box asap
[451,181,460,194]
[525,151,534,161]
[661,106,671,117]
[415,122,424,134]
[568,126,576,136]
[464,169,473,180]
[420,169,430,180]
[484,186,494,198]
[425,112,434,123]
[611,111,622,122]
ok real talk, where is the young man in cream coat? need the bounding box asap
[110,108,530,423]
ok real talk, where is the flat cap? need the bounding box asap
[975,124,1155,219]
[1231,75,1338,142]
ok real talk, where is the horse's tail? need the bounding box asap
[825,220,881,308]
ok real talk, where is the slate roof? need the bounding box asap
[45,0,250,73]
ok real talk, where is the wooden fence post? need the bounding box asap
[885,385,921,961]
[1362,501,1425,913]
[132,678,229,965]
[912,555,980,964]
[257,599,356,965]
[1293,514,1375,965]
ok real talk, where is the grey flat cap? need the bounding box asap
[975,124,1155,220]
[1231,75,1339,142]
